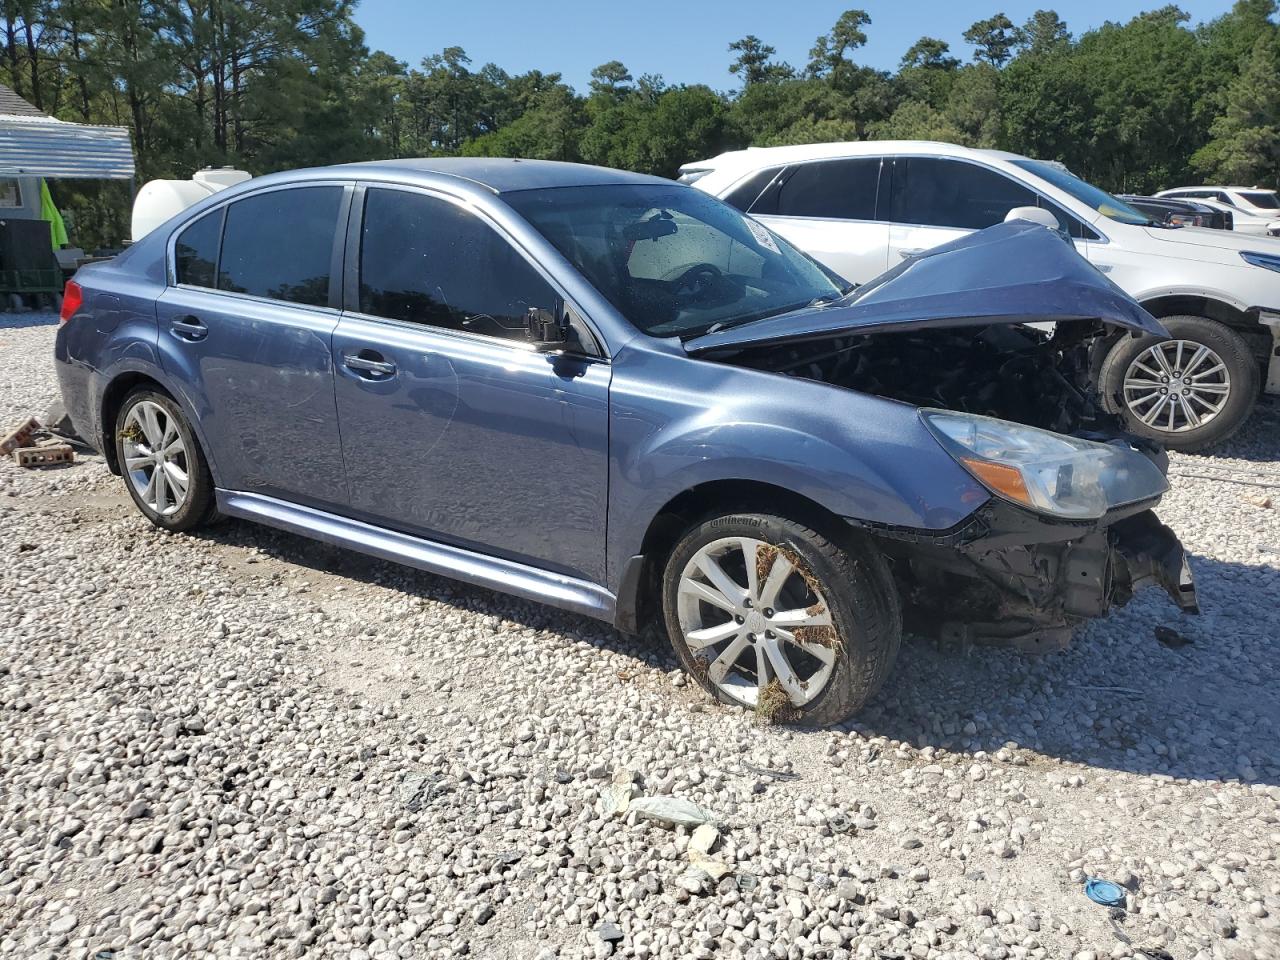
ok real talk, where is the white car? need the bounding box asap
[684,141,1280,451]
[1157,185,1280,235]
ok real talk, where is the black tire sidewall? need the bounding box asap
[661,513,896,726]
[115,389,214,532]
[1101,315,1258,452]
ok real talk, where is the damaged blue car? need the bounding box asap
[54,159,1197,725]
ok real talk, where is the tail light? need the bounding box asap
[59,280,82,324]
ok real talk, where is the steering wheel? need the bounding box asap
[670,263,726,302]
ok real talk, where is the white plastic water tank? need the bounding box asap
[130,167,251,242]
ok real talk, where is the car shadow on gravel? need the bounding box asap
[1176,395,1280,463]
[848,551,1280,787]
[191,519,681,673]
[193,515,1277,787]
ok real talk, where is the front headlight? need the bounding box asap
[920,410,1168,519]
[1241,250,1280,272]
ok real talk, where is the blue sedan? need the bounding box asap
[54,158,1197,725]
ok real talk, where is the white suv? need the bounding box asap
[684,141,1280,451]
[1157,186,1280,234]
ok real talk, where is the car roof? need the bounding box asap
[682,140,1033,173]
[1163,185,1275,193]
[309,157,673,194]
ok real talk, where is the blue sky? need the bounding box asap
[353,0,1235,91]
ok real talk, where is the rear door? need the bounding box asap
[885,157,1043,265]
[330,185,610,583]
[747,157,889,283]
[156,184,350,510]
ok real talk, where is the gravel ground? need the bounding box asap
[2,311,1278,960]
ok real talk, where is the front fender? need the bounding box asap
[605,344,988,588]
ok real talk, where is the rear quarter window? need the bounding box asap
[173,210,223,288]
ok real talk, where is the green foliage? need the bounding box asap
[964,13,1019,66]
[1192,33,1280,185]
[3,1,1278,246]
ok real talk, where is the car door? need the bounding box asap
[885,157,1048,265]
[155,184,351,510]
[747,157,889,284]
[330,185,611,583]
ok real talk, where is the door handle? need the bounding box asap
[170,315,208,341]
[343,352,396,378]
[898,247,926,258]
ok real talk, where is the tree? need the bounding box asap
[1016,9,1071,55]
[728,35,793,86]
[964,13,1019,66]
[588,60,633,101]
[807,9,871,79]
[1192,34,1280,186]
[901,37,959,70]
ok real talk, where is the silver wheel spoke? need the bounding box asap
[771,605,833,629]
[761,637,807,702]
[686,618,741,650]
[154,463,169,513]
[679,577,738,615]
[707,632,752,685]
[757,551,794,608]
[753,643,771,699]
[739,538,761,600]
[695,554,747,609]
[1177,394,1201,428]
[140,404,163,446]
[124,454,152,471]
[163,461,189,500]
[1139,395,1170,425]
[1182,345,1210,377]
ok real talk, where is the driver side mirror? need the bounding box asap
[525,303,569,352]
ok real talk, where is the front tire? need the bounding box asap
[114,388,215,532]
[1100,315,1258,452]
[661,513,901,727]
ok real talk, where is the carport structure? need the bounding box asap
[0,83,134,306]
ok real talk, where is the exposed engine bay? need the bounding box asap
[717,319,1197,651]
[731,319,1132,441]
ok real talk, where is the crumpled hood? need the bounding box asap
[685,220,1168,355]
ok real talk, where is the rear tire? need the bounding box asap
[114,388,216,533]
[661,512,900,727]
[1100,315,1257,452]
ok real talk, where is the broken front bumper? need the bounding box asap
[868,499,1198,652]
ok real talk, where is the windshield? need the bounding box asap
[1012,159,1152,226]
[505,183,844,338]
[1239,190,1279,209]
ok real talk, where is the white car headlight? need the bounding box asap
[920,409,1168,519]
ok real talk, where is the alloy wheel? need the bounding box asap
[122,400,190,517]
[1122,339,1231,433]
[676,536,837,710]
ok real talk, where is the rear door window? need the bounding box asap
[358,188,559,344]
[217,186,342,307]
[888,157,1037,230]
[774,158,881,220]
[174,209,222,289]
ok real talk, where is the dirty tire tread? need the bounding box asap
[661,512,902,727]
[1100,315,1259,453]
[114,388,216,533]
